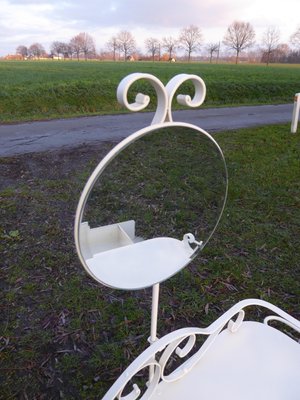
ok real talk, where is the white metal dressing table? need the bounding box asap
[74,73,300,400]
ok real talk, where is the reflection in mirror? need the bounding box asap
[78,124,227,289]
[83,126,226,243]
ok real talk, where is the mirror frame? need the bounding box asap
[74,121,228,288]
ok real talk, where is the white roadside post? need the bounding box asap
[291,93,300,133]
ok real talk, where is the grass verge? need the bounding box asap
[0,61,300,123]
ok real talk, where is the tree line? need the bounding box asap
[16,32,96,61]
[15,22,300,65]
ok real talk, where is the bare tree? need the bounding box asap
[162,36,178,60]
[271,43,290,63]
[69,33,95,60]
[290,27,300,49]
[223,21,255,64]
[60,43,72,59]
[145,37,160,61]
[261,27,280,66]
[80,32,96,60]
[69,35,82,60]
[106,36,120,61]
[29,43,45,59]
[16,45,28,59]
[179,25,203,61]
[50,41,65,58]
[206,42,219,63]
[117,31,136,60]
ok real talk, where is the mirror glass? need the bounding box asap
[77,124,227,290]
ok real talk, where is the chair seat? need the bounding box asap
[103,300,300,400]
[155,321,300,400]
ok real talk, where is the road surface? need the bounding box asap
[0,104,293,157]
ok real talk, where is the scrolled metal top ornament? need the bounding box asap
[116,72,206,124]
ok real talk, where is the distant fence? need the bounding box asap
[291,93,300,133]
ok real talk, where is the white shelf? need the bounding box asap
[85,236,194,290]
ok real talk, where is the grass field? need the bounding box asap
[0,60,300,123]
[1,123,299,399]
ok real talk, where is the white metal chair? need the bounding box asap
[103,299,300,400]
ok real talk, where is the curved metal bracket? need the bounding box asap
[117,73,206,125]
[117,73,168,125]
[165,73,206,122]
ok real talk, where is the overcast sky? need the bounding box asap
[0,0,299,56]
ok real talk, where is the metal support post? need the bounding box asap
[150,283,160,343]
[148,283,160,383]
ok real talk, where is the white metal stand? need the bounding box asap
[73,72,299,400]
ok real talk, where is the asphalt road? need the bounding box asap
[0,104,293,157]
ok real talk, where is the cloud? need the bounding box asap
[39,0,244,30]
[0,0,299,55]
[0,0,79,52]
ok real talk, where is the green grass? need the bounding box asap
[1,123,300,399]
[0,60,299,122]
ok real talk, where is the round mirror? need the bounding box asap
[74,122,227,290]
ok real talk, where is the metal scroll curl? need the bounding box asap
[116,73,206,125]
